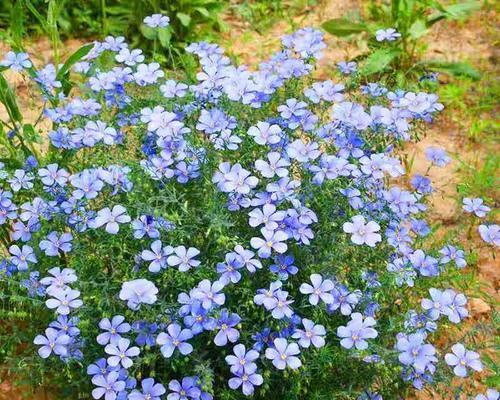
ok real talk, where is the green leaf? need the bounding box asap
[10,0,25,48]
[23,0,49,33]
[321,18,367,37]
[56,43,93,81]
[442,1,481,19]
[176,12,192,27]
[0,73,22,123]
[140,25,158,40]
[158,28,172,48]
[427,1,481,25]
[22,124,42,144]
[194,7,210,18]
[361,49,399,75]
[409,19,428,39]
[424,60,481,80]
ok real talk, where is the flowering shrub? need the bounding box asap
[0,17,498,400]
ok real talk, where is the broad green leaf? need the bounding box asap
[140,25,158,40]
[424,60,480,80]
[361,49,399,75]
[56,43,94,81]
[158,28,172,48]
[409,19,428,39]
[195,7,210,18]
[0,74,22,123]
[22,124,42,144]
[321,18,367,37]
[177,12,192,27]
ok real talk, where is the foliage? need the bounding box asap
[0,0,226,65]
[321,0,482,83]
[229,0,317,32]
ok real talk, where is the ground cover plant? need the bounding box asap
[321,0,482,84]
[0,11,498,400]
[0,0,226,66]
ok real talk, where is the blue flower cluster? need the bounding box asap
[0,14,498,400]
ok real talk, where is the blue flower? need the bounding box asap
[119,279,158,310]
[167,246,201,271]
[396,333,437,374]
[425,147,451,167]
[228,363,263,396]
[143,14,170,28]
[409,249,439,277]
[445,343,482,377]
[265,337,302,370]
[140,240,173,272]
[214,309,241,346]
[225,343,260,374]
[91,371,126,400]
[292,318,326,348]
[216,252,244,284]
[250,228,288,258]
[167,376,201,400]
[34,328,70,358]
[104,338,140,369]
[192,279,226,310]
[183,303,216,335]
[97,316,131,346]
[478,224,499,246]
[92,205,131,234]
[375,28,401,42]
[337,61,357,74]
[132,321,159,346]
[439,245,467,268]
[269,254,298,280]
[343,215,381,247]
[39,231,73,256]
[9,244,37,271]
[337,313,377,350]
[157,323,193,358]
[21,271,45,297]
[129,377,166,400]
[1,51,32,71]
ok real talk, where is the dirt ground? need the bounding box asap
[0,1,498,399]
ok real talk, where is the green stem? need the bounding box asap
[101,0,107,35]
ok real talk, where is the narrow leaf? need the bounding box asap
[322,18,367,37]
[0,74,23,123]
[424,60,480,80]
[56,43,94,81]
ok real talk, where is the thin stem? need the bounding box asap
[101,0,108,36]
